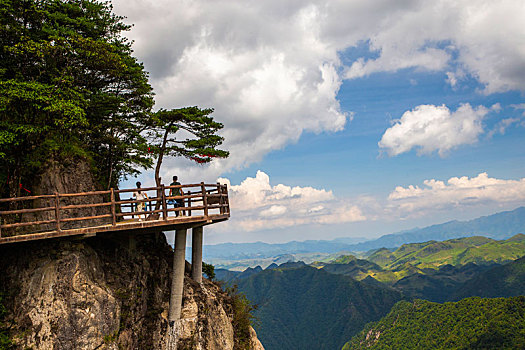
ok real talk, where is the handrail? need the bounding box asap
[0,182,229,240]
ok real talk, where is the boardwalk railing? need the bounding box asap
[0,182,229,242]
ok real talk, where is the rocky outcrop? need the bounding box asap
[0,232,263,349]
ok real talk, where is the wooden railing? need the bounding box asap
[0,182,229,240]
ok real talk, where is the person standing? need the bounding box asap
[133,181,148,221]
[170,176,185,216]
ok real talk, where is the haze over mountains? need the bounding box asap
[203,207,525,267]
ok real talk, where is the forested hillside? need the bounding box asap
[345,296,525,350]
[236,265,403,350]
[452,255,525,300]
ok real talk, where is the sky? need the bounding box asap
[113,0,525,244]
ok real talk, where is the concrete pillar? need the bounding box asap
[191,226,203,283]
[169,228,187,323]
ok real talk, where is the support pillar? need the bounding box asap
[191,226,203,283]
[169,228,187,323]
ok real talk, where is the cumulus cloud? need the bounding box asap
[215,171,365,231]
[487,117,523,138]
[379,104,488,157]
[111,0,525,180]
[339,1,525,94]
[388,173,525,213]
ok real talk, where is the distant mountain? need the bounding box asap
[317,235,525,286]
[368,234,525,270]
[200,237,365,260]
[348,206,525,252]
[237,265,403,350]
[201,207,525,263]
[345,296,525,350]
[452,255,525,300]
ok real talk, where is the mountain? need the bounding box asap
[347,206,525,252]
[201,207,525,265]
[316,235,525,287]
[236,265,403,350]
[345,296,525,349]
[367,234,525,270]
[452,254,525,300]
[392,263,497,302]
[200,238,365,260]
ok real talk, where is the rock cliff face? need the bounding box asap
[0,232,263,350]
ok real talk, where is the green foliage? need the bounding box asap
[369,235,525,271]
[346,296,525,350]
[331,254,358,264]
[349,235,525,285]
[0,294,13,350]
[452,255,525,300]
[202,262,216,280]
[148,107,229,188]
[236,265,403,350]
[225,285,258,350]
[0,0,154,194]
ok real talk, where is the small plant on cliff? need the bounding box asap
[203,262,216,280]
[226,285,258,350]
[0,295,13,350]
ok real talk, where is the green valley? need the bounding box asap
[236,265,404,350]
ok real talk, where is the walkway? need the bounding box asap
[0,182,229,244]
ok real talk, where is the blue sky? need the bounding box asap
[115,0,525,244]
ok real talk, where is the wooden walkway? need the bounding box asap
[0,182,229,245]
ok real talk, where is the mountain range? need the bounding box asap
[236,264,404,350]
[218,233,525,349]
[203,207,525,267]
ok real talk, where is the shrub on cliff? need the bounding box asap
[226,285,258,350]
[0,295,12,350]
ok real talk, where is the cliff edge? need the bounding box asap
[0,233,263,350]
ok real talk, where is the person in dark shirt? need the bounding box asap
[169,176,185,216]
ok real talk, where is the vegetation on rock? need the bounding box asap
[0,0,227,198]
[345,296,525,350]
[226,285,258,350]
[0,294,12,350]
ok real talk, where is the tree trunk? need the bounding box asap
[154,127,170,211]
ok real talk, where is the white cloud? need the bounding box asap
[216,171,365,231]
[488,117,522,138]
[379,104,488,157]
[511,103,525,117]
[388,172,525,214]
[111,0,525,180]
[339,1,525,94]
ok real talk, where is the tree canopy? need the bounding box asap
[0,0,227,197]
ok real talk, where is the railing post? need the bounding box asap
[161,184,167,220]
[55,192,61,232]
[217,182,223,214]
[201,182,208,219]
[110,188,116,226]
[224,184,229,214]
[187,189,192,217]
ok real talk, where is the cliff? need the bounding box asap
[0,232,263,350]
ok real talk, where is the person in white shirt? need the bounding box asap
[133,181,148,221]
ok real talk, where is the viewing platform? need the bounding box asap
[0,182,229,245]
